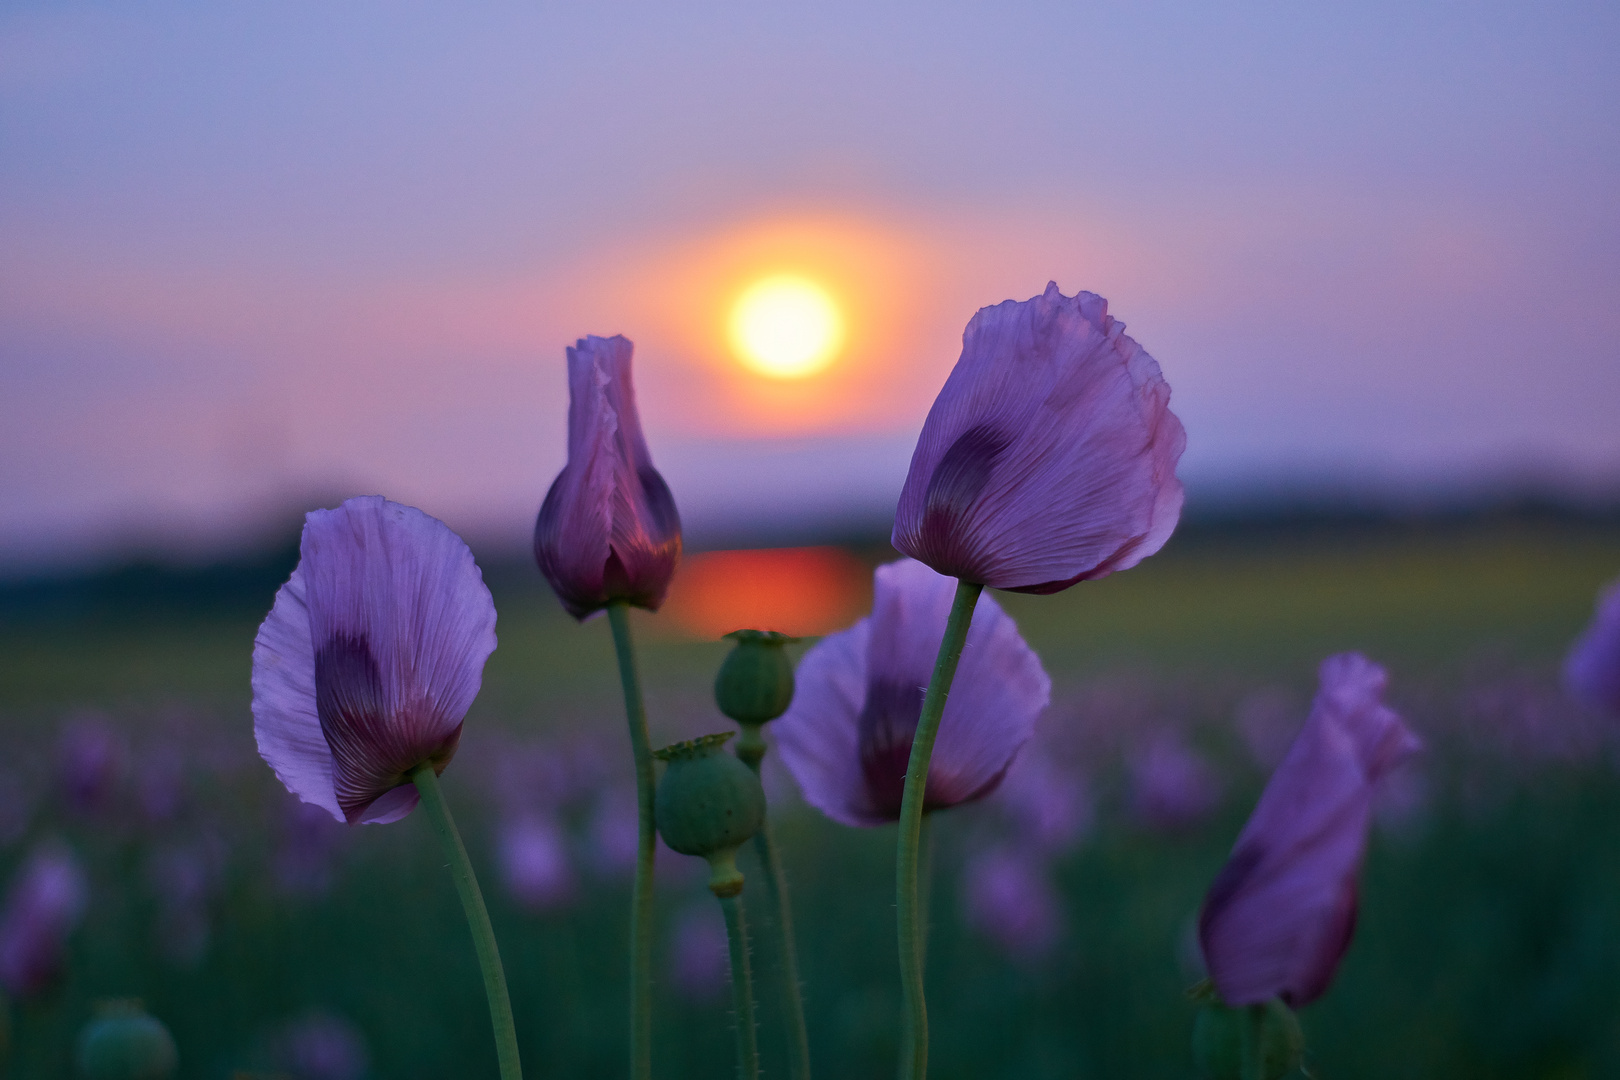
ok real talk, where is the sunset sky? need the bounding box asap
[3,0,1617,566]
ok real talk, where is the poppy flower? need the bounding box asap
[252,496,498,825]
[1565,577,1620,717]
[0,841,88,999]
[534,334,682,619]
[774,559,1050,826]
[1199,653,1421,1007]
[893,283,1185,592]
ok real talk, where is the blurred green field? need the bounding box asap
[2,520,1620,1079]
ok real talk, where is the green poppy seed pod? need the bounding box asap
[653,733,766,897]
[1191,997,1303,1080]
[715,630,798,726]
[75,1001,178,1080]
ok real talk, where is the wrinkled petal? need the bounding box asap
[252,497,497,824]
[1199,653,1420,1007]
[894,283,1185,592]
[775,559,1049,826]
[534,335,682,619]
[1565,578,1620,717]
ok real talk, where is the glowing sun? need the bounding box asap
[727,275,845,379]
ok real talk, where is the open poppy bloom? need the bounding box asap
[252,496,498,825]
[893,283,1185,592]
[1199,653,1421,1007]
[534,334,682,620]
[774,559,1050,826]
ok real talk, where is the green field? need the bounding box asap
[3,520,1619,1078]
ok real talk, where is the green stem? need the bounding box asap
[738,728,812,1080]
[1242,1004,1263,1080]
[411,765,523,1080]
[898,817,934,1080]
[718,892,761,1080]
[607,602,656,1080]
[895,579,983,1080]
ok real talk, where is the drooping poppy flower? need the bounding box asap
[0,841,89,999]
[1565,577,1620,718]
[1199,653,1421,1007]
[252,496,498,825]
[893,283,1185,592]
[534,335,682,619]
[774,558,1050,826]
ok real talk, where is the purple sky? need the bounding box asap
[3,0,1617,566]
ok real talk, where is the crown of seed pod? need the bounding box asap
[653,734,766,897]
[75,1000,179,1080]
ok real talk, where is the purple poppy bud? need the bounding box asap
[961,847,1064,962]
[893,283,1186,592]
[1565,577,1620,717]
[534,335,682,620]
[498,812,575,911]
[1199,654,1421,1008]
[56,715,127,815]
[0,841,89,999]
[278,1010,370,1080]
[775,558,1051,826]
[251,496,498,825]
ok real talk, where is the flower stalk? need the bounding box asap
[895,579,983,1080]
[607,602,656,1080]
[411,764,522,1080]
[718,890,760,1080]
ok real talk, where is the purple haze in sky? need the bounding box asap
[2,0,1617,565]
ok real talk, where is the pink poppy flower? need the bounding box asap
[1565,577,1620,717]
[534,335,682,619]
[252,496,497,825]
[1199,654,1421,1007]
[774,559,1050,826]
[893,283,1185,592]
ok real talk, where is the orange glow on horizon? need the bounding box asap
[657,546,871,640]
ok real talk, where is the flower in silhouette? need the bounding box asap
[252,496,498,825]
[1199,653,1421,1007]
[0,841,89,999]
[775,558,1050,825]
[534,335,682,619]
[1565,577,1620,718]
[893,283,1185,592]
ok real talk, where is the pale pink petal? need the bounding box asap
[893,283,1185,592]
[774,620,873,826]
[1199,653,1420,1007]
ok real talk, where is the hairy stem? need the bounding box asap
[411,765,524,1080]
[718,892,760,1080]
[608,602,656,1080]
[895,580,982,1080]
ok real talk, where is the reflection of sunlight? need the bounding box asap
[728,275,844,379]
[658,547,870,639]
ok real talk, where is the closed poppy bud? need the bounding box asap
[715,630,797,727]
[653,734,766,896]
[75,1001,178,1080]
[1565,577,1620,717]
[893,283,1186,592]
[1199,654,1421,1008]
[534,335,682,620]
[252,497,498,825]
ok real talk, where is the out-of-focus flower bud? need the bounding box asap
[277,1010,369,1080]
[534,335,681,620]
[653,734,765,896]
[74,1000,178,1080]
[57,716,127,816]
[0,841,88,999]
[1565,577,1620,717]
